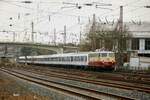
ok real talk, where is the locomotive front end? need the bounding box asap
[88,51,116,70]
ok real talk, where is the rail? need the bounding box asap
[0,68,134,100]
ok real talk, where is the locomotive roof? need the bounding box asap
[19,51,114,58]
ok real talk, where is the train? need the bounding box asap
[18,51,116,70]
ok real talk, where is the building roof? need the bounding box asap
[96,22,150,32]
[125,22,150,32]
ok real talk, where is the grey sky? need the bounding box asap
[0,0,150,44]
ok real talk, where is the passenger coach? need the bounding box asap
[18,51,116,70]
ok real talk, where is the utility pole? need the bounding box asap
[63,25,66,45]
[79,30,82,44]
[118,6,124,68]
[53,28,56,45]
[13,32,15,42]
[119,6,123,32]
[91,14,96,51]
[31,21,34,43]
[4,44,8,57]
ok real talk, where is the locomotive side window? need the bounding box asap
[101,53,107,57]
[109,53,115,57]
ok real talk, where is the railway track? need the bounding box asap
[18,67,150,94]
[22,66,150,85]
[0,68,135,100]
[54,67,150,84]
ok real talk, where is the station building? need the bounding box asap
[128,22,150,55]
[127,22,150,69]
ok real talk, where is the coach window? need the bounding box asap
[80,56,83,61]
[76,56,78,61]
[45,58,47,61]
[83,56,85,61]
[69,57,71,61]
[145,38,150,50]
[54,57,56,61]
[84,56,87,61]
[74,56,76,61]
[67,57,69,61]
[44,58,46,61]
[75,56,78,61]
[63,57,65,61]
[71,56,73,61]
[77,56,79,61]
[52,58,54,61]
[64,57,67,61]
[64,57,66,61]
[55,57,57,61]
[58,57,61,61]
[73,56,75,61]
[65,57,67,61]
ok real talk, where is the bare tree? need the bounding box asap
[80,21,132,67]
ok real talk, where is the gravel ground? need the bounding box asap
[22,70,150,100]
[0,70,83,100]
[0,71,51,100]
[1,64,150,100]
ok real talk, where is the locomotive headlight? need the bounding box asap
[102,60,104,63]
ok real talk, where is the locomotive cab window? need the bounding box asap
[100,53,107,57]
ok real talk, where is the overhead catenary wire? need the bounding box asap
[0,0,149,33]
[0,0,89,19]
[97,0,142,20]
[0,0,89,31]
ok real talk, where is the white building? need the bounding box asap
[127,22,150,54]
[127,22,150,69]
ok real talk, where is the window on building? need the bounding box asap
[131,38,139,50]
[145,38,150,50]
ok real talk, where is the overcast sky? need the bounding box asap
[0,0,150,44]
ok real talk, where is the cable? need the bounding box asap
[0,0,88,19]
[97,0,142,19]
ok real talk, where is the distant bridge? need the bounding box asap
[0,42,79,54]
